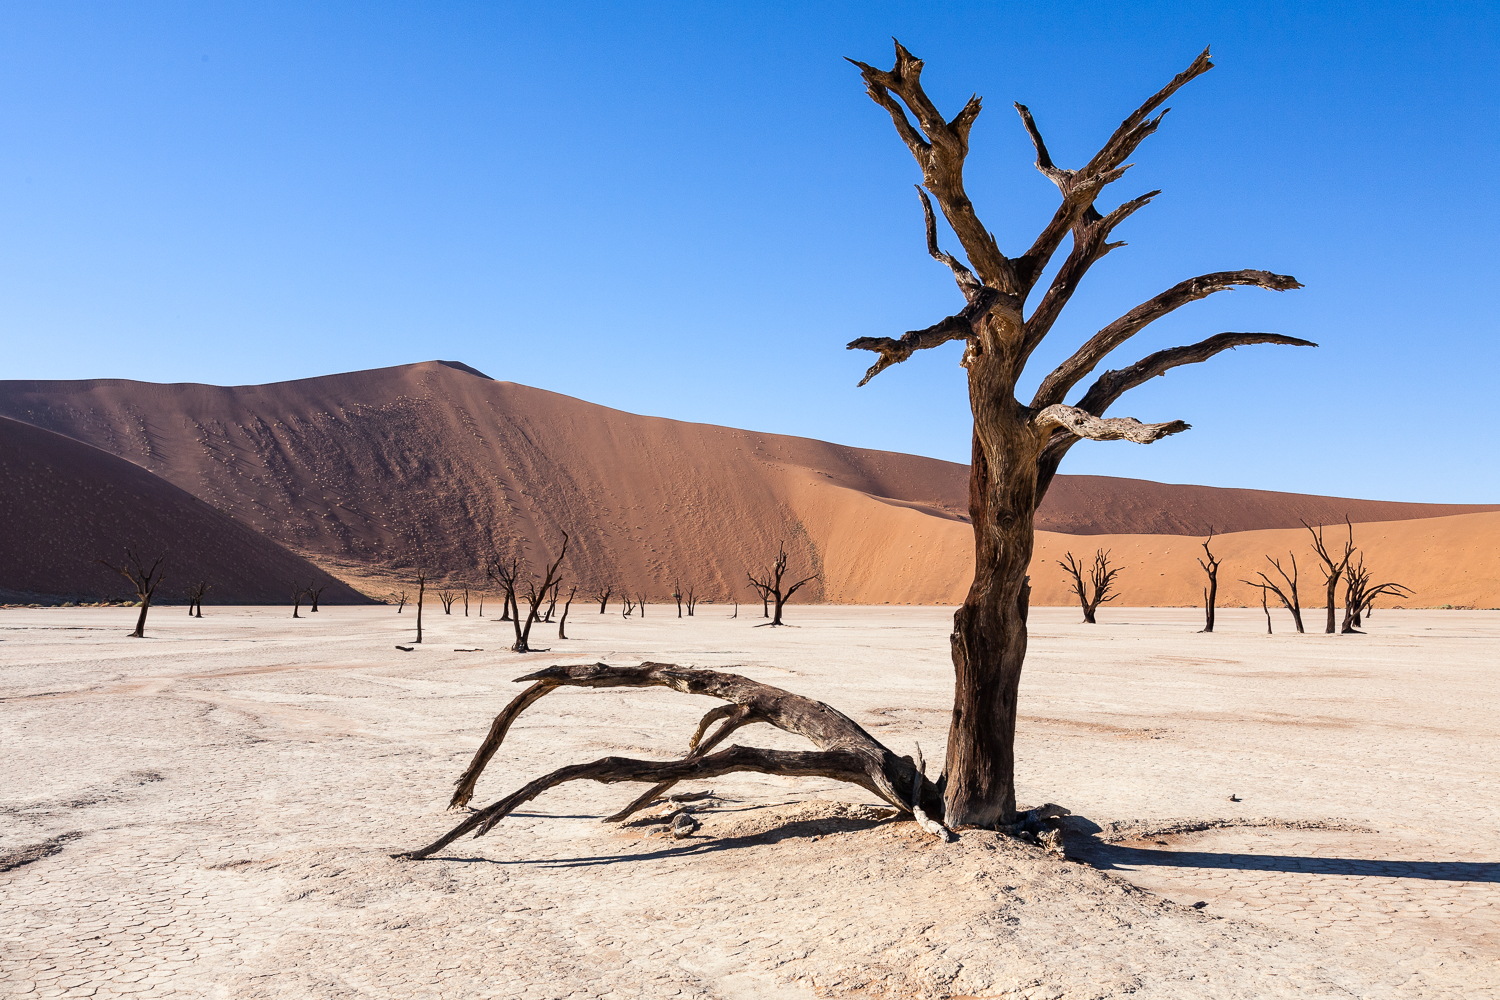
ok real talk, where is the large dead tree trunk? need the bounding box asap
[846,43,1309,826]
[1198,528,1220,633]
[99,550,166,638]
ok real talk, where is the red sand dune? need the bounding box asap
[0,416,369,605]
[1,361,1493,606]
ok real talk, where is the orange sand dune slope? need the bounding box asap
[0,416,371,604]
[0,360,1493,605]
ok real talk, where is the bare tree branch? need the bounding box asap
[1032,270,1303,408]
[1011,47,1215,289]
[915,186,983,299]
[847,285,1002,385]
[847,41,1013,291]
[1033,404,1189,443]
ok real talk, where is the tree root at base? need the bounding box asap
[394,662,950,860]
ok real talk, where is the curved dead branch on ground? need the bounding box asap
[397,662,944,860]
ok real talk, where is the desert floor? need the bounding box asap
[1,604,1496,999]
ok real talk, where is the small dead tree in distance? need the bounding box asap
[1244,553,1304,633]
[308,581,328,612]
[686,584,700,616]
[464,586,470,617]
[508,533,569,653]
[291,582,306,619]
[621,594,636,618]
[674,580,683,618]
[394,44,1312,851]
[746,541,818,627]
[187,581,210,618]
[1057,549,1121,624]
[558,585,577,639]
[438,588,458,614]
[1341,556,1410,634]
[392,591,409,613]
[1198,528,1220,633]
[1252,582,1273,633]
[415,571,426,643]
[595,585,613,613]
[1306,518,1355,634]
[98,550,166,638]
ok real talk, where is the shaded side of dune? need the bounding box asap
[0,416,372,605]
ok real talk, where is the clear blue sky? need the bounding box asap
[3,2,1496,502]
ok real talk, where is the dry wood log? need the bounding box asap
[396,662,948,860]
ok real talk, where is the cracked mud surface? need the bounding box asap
[1,606,1496,997]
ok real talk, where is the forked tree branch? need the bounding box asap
[1032,270,1303,408]
[915,186,984,299]
[847,285,1003,385]
[1011,47,1215,289]
[1033,404,1189,443]
[847,41,1012,291]
[1033,332,1314,501]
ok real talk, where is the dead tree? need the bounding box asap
[394,43,1310,844]
[464,586,470,617]
[487,558,520,624]
[674,580,684,617]
[746,576,771,618]
[621,595,636,618]
[98,550,166,638]
[1198,528,1220,633]
[1341,556,1410,633]
[731,599,738,619]
[595,585,613,613]
[747,541,818,627]
[414,572,426,643]
[290,582,306,619]
[837,42,1315,825]
[686,584,700,616]
[558,585,577,639]
[438,588,458,614]
[1245,553,1304,633]
[1306,519,1355,634]
[477,591,485,616]
[543,580,561,623]
[638,594,646,617]
[506,533,569,653]
[1058,549,1121,624]
[395,663,947,860]
[307,581,329,612]
[392,591,409,613]
[1253,582,1273,633]
[187,581,210,618]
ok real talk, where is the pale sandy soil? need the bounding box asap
[1,605,1496,998]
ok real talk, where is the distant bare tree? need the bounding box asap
[730,599,738,619]
[1197,528,1220,633]
[747,577,771,618]
[186,581,210,618]
[438,588,458,614]
[621,594,636,618]
[638,593,647,617]
[595,585,613,614]
[98,550,166,638]
[1244,553,1304,633]
[487,558,520,624]
[507,533,570,653]
[674,580,684,617]
[558,585,577,640]
[1058,549,1121,624]
[392,591,409,613]
[1306,519,1356,634]
[415,571,426,643]
[308,581,328,613]
[1341,556,1410,633]
[477,590,485,616]
[686,584,700,616]
[543,580,561,623]
[291,581,306,619]
[463,586,470,617]
[747,541,818,627]
[1255,583,1273,633]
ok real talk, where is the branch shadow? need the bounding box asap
[424,814,892,868]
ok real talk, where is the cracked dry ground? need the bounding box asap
[1,606,1496,998]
